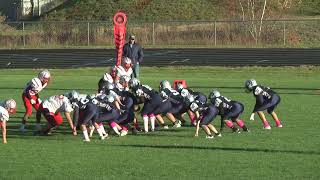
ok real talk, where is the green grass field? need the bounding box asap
[0,66,320,180]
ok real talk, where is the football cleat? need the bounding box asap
[120,130,128,136]
[205,135,214,139]
[163,125,169,129]
[173,121,182,128]
[83,139,90,142]
[233,128,241,134]
[100,134,108,140]
[263,126,271,130]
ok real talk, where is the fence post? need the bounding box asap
[23,22,26,47]
[87,22,90,46]
[214,21,217,46]
[152,22,155,46]
[283,20,286,46]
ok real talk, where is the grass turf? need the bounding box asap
[0,66,319,180]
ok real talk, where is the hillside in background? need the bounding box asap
[42,0,320,22]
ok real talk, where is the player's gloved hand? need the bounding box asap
[30,99,36,105]
[250,113,255,121]
[37,98,42,104]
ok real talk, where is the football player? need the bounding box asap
[20,70,51,132]
[35,92,77,135]
[156,80,183,128]
[0,99,17,144]
[98,67,116,93]
[129,78,162,132]
[175,84,199,126]
[94,94,121,136]
[209,90,249,133]
[245,79,282,129]
[189,96,221,139]
[115,57,133,82]
[71,93,103,142]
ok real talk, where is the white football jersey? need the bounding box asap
[116,66,133,78]
[42,95,73,113]
[24,77,48,95]
[0,106,9,122]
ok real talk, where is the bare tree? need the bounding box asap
[238,0,267,43]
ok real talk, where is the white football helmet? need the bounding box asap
[160,80,171,90]
[103,73,114,83]
[4,99,17,114]
[209,90,221,100]
[129,78,140,88]
[38,70,50,82]
[115,83,124,92]
[176,83,184,91]
[180,89,190,97]
[65,90,80,102]
[245,79,257,90]
[123,57,132,65]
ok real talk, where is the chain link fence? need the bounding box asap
[0,19,319,48]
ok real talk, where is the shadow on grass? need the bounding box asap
[112,144,320,156]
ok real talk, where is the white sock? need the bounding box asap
[143,116,149,132]
[97,127,104,137]
[82,130,90,141]
[150,116,155,131]
[112,126,120,135]
[89,126,95,137]
[99,125,107,135]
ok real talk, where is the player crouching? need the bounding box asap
[189,96,221,139]
[245,79,282,129]
[0,99,17,144]
[209,90,249,134]
[35,92,77,136]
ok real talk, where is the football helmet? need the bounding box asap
[4,99,16,114]
[129,78,140,88]
[209,90,221,100]
[245,79,257,91]
[38,69,50,83]
[160,80,171,90]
